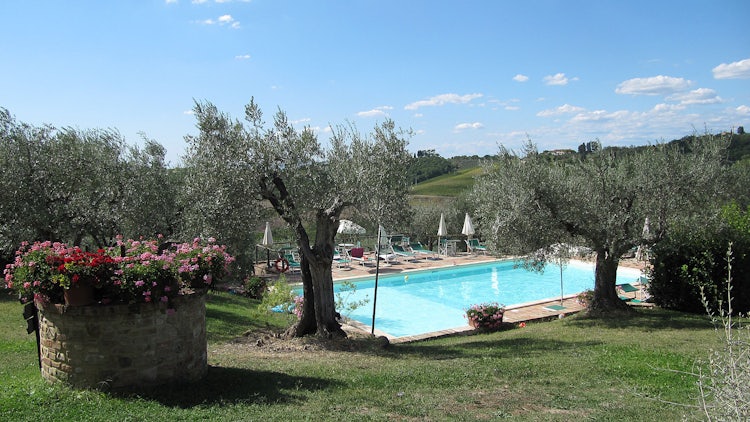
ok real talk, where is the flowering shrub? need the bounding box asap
[3,236,234,306]
[466,302,505,329]
[292,295,304,319]
[576,289,593,307]
[173,237,233,288]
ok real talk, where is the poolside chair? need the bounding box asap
[616,283,641,302]
[465,238,487,255]
[283,252,302,274]
[409,242,437,259]
[348,247,373,267]
[438,238,448,256]
[376,244,400,265]
[391,244,421,262]
[333,250,350,269]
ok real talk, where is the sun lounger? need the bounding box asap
[333,250,350,269]
[391,244,421,262]
[617,283,641,302]
[283,253,302,273]
[348,247,374,267]
[410,242,437,259]
[465,238,487,254]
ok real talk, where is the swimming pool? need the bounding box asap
[324,259,642,338]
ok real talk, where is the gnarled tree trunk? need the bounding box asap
[285,210,346,338]
[587,248,632,316]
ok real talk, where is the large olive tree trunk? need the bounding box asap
[285,210,346,338]
[588,248,632,316]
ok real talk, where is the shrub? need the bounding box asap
[242,276,266,299]
[695,246,750,420]
[465,302,505,329]
[649,219,750,314]
[259,276,295,312]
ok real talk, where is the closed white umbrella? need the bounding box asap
[437,213,447,237]
[461,213,475,238]
[378,224,389,247]
[262,222,274,246]
[261,222,274,267]
[636,217,650,261]
[437,213,448,256]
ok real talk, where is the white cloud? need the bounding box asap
[513,74,529,82]
[405,93,483,110]
[357,106,393,117]
[712,58,750,79]
[537,103,585,117]
[454,122,484,131]
[652,103,686,112]
[192,0,208,3]
[234,54,251,60]
[199,14,240,29]
[667,88,723,105]
[165,0,178,4]
[615,75,692,95]
[570,110,613,122]
[737,105,750,115]
[291,118,311,125]
[543,73,571,86]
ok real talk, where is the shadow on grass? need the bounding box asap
[564,307,712,330]
[114,365,341,407]
[390,336,604,361]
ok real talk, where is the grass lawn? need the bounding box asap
[410,167,482,197]
[0,291,720,421]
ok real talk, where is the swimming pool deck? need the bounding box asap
[257,252,645,343]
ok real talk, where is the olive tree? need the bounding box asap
[181,103,262,274]
[0,108,128,249]
[119,136,179,239]
[471,137,727,315]
[189,99,412,337]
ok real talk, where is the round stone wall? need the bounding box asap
[37,291,207,390]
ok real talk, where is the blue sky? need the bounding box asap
[2,1,749,165]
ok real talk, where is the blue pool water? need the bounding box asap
[312,260,642,338]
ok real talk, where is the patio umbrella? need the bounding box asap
[461,213,475,238]
[437,213,447,256]
[261,222,273,267]
[635,217,650,261]
[338,219,366,235]
[378,224,389,248]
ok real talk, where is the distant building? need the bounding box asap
[544,149,576,156]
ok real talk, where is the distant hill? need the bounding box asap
[410,167,482,197]
[410,132,750,198]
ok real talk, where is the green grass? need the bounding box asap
[0,291,721,420]
[410,167,482,197]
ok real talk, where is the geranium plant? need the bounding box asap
[173,237,233,288]
[3,236,235,307]
[465,302,505,329]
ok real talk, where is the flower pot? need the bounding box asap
[63,283,95,306]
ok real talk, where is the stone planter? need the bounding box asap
[36,291,207,390]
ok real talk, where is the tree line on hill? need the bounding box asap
[408,131,750,186]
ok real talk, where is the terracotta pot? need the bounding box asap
[63,282,95,306]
